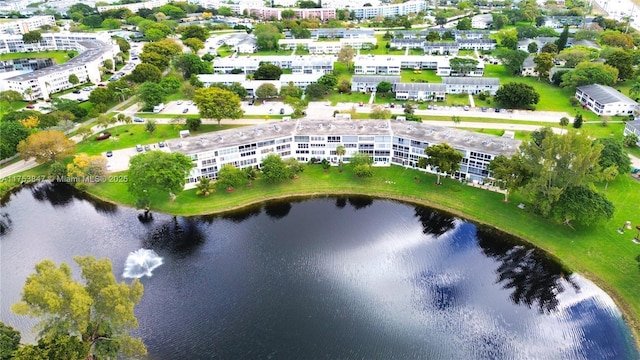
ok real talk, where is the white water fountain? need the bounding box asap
[123,249,163,279]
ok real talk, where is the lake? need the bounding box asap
[0,182,638,359]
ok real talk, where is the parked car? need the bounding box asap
[177,100,183,105]
[158,141,165,148]
[26,105,35,109]
[494,108,501,113]
[106,151,113,157]
[73,90,81,94]
[248,99,254,105]
[136,144,143,152]
[182,108,189,113]
[463,106,470,111]
[279,108,285,114]
[133,117,144,123]
[481,107,487,112]
[144,145,151,151]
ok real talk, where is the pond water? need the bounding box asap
[0,182,638,359]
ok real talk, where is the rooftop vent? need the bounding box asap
[274,124,281,131]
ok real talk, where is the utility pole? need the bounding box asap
[626,4,635,33]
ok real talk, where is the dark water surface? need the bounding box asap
[0,182,638,359]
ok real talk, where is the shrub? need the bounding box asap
[569,96,580,107]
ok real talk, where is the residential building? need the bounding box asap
[351,75,401,92]
[394,83,446,101]
[350,0,427,19]
[389,38,425,50]
[471,14,493,29]
[0,15,56,35]
[517,37,559,52]
[312,28,375,40]
[213,55,334,74]
[442,77,500,95]
[423,41,459,55]
[280,73,322,90]
[282,37,376,54]
[2,40,116,100]
[0,32,113,54]
[521,55,536,77]
[575,84,638,116]
[352,55,483,77]
[624,119,640,146]
[247,7,336,20]
[164,119,521,185]
[457,39,496,50]
[97,0,169,12]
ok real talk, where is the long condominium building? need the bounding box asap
[165,119,521,185]
[0,32,117,100]
[0,15,56,35]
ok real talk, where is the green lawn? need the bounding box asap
[327,91,371,105]
[442,93,470,106]
[484,64,600,121]
[0,51,77,64]
[400,69,442,83]
[457,49,477,58]
[333,61,352,83]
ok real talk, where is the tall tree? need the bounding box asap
[604,49,634,80]
[518,129,603,216]
[555,25,569,52]
[0,121,29,159]
[561,62,619,88]
[456,17,472,30]
[596,137,632,173]
[533,52,554,80]
[180,24,208,41]
[255,83,278,99]
[449,57,479,76]
[253,63,282,80]
[193,87,243,126]
[376,81,393,93]
[128,151,193,207]
[489,155,528,202]
[550,185,614,226]
[183,37,204,53]
[11,256,146,359]
[216,164,246,190]
[420,143,463,185]
[496,49,529,75]
[0,90,23,110]
[261,153,291,183]
[559,116,569,133]
[495,82,540,109]
[68,74,79,85]
[337,46,355,70]
[17,130,75,164]
[0,321,20,359]
[254,23,280,51]
[22,30,42,44]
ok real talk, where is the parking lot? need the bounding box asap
[104,144,169,173]
[157,100,199,115]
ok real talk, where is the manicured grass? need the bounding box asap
[74,124,241,155]
[136,113,201,119]
[333,61,352,83]
[81,159,640,346]
[0,50,77,64]
[216,45,234,58]
[0,101,27,117]
[400,69,442,83]
[327,91,371,105]
[484,64,599,120]
[243,49,293,56]
[442,93,470,106]
[457,49,477,58]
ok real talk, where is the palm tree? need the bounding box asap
[195,177,215,196]
[23,88,33,102]
[336,145,346,168]
[559,116,569,134]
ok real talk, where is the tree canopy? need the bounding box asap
[193,87,243,126]
[449,57,479,76]
[261,154,291,183]
[420,143,463,185]
[494,82,540,109]
[128,151,193,205]
[17,130,75,164]
[11,256,146,359]
[253,63,283,80]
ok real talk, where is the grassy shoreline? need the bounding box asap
[80,164,640,348]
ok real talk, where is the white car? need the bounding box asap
[177,100,183,105]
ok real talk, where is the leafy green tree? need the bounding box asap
[349,152,373,177]
[338,79,351,93]
[533,52,554,80]
[280,82,303,98]
[376,81,393,93]
[456,17,472,30]
[559,116,569,133]
[113,36,130,53]
[527,42,538,53]
[318,73,338,88]
[0,90,24,110]
[551,185,614,226]
[255,83,278,99]
[261,153,291,183]
[599,31,634,49]
[130,63,162,83]
[604,49,634,80]
[140,39,182,69]
[254,63,283,80]
[426,31,440,41]
[489,155,528,202]
[193,87,243,126]
[138,81,165,108]
[557,47,593,68]
[540,42,558,54]
[159,76,182,94]
[67,3,95,17]
[496,29,518,49]
[602,165,619,191]
[254,23,280,51]
[180,25,208,41]
[103,59,114,73]
[22,30,42,43]
[88,87,114,105]
[305,83,328,100]
[0,321,20,359]
[518,129,603,216]
[68,74,79,85]
[449,57,479,77]
[128,151,193,205]
[629,81,640,100]
[419,143,463,185]
[0,121,29,159]
[561,62,618,88]
[624,133,639,147]
[183,37,204,54]
[496,49,529,75]
[12,256,146,359]
[101,18,121,29]
[174,54,212,78]
[83,14,103,28]
[370,104,392,119]
[495,82,540,109]
[286,157,305,178]
[596,138,631,173]
[216,164,246,190]
[185,117,201,131]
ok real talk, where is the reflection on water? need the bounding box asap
[477,228,579,313]
[0,212,11,235]
[0,183,637,359]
